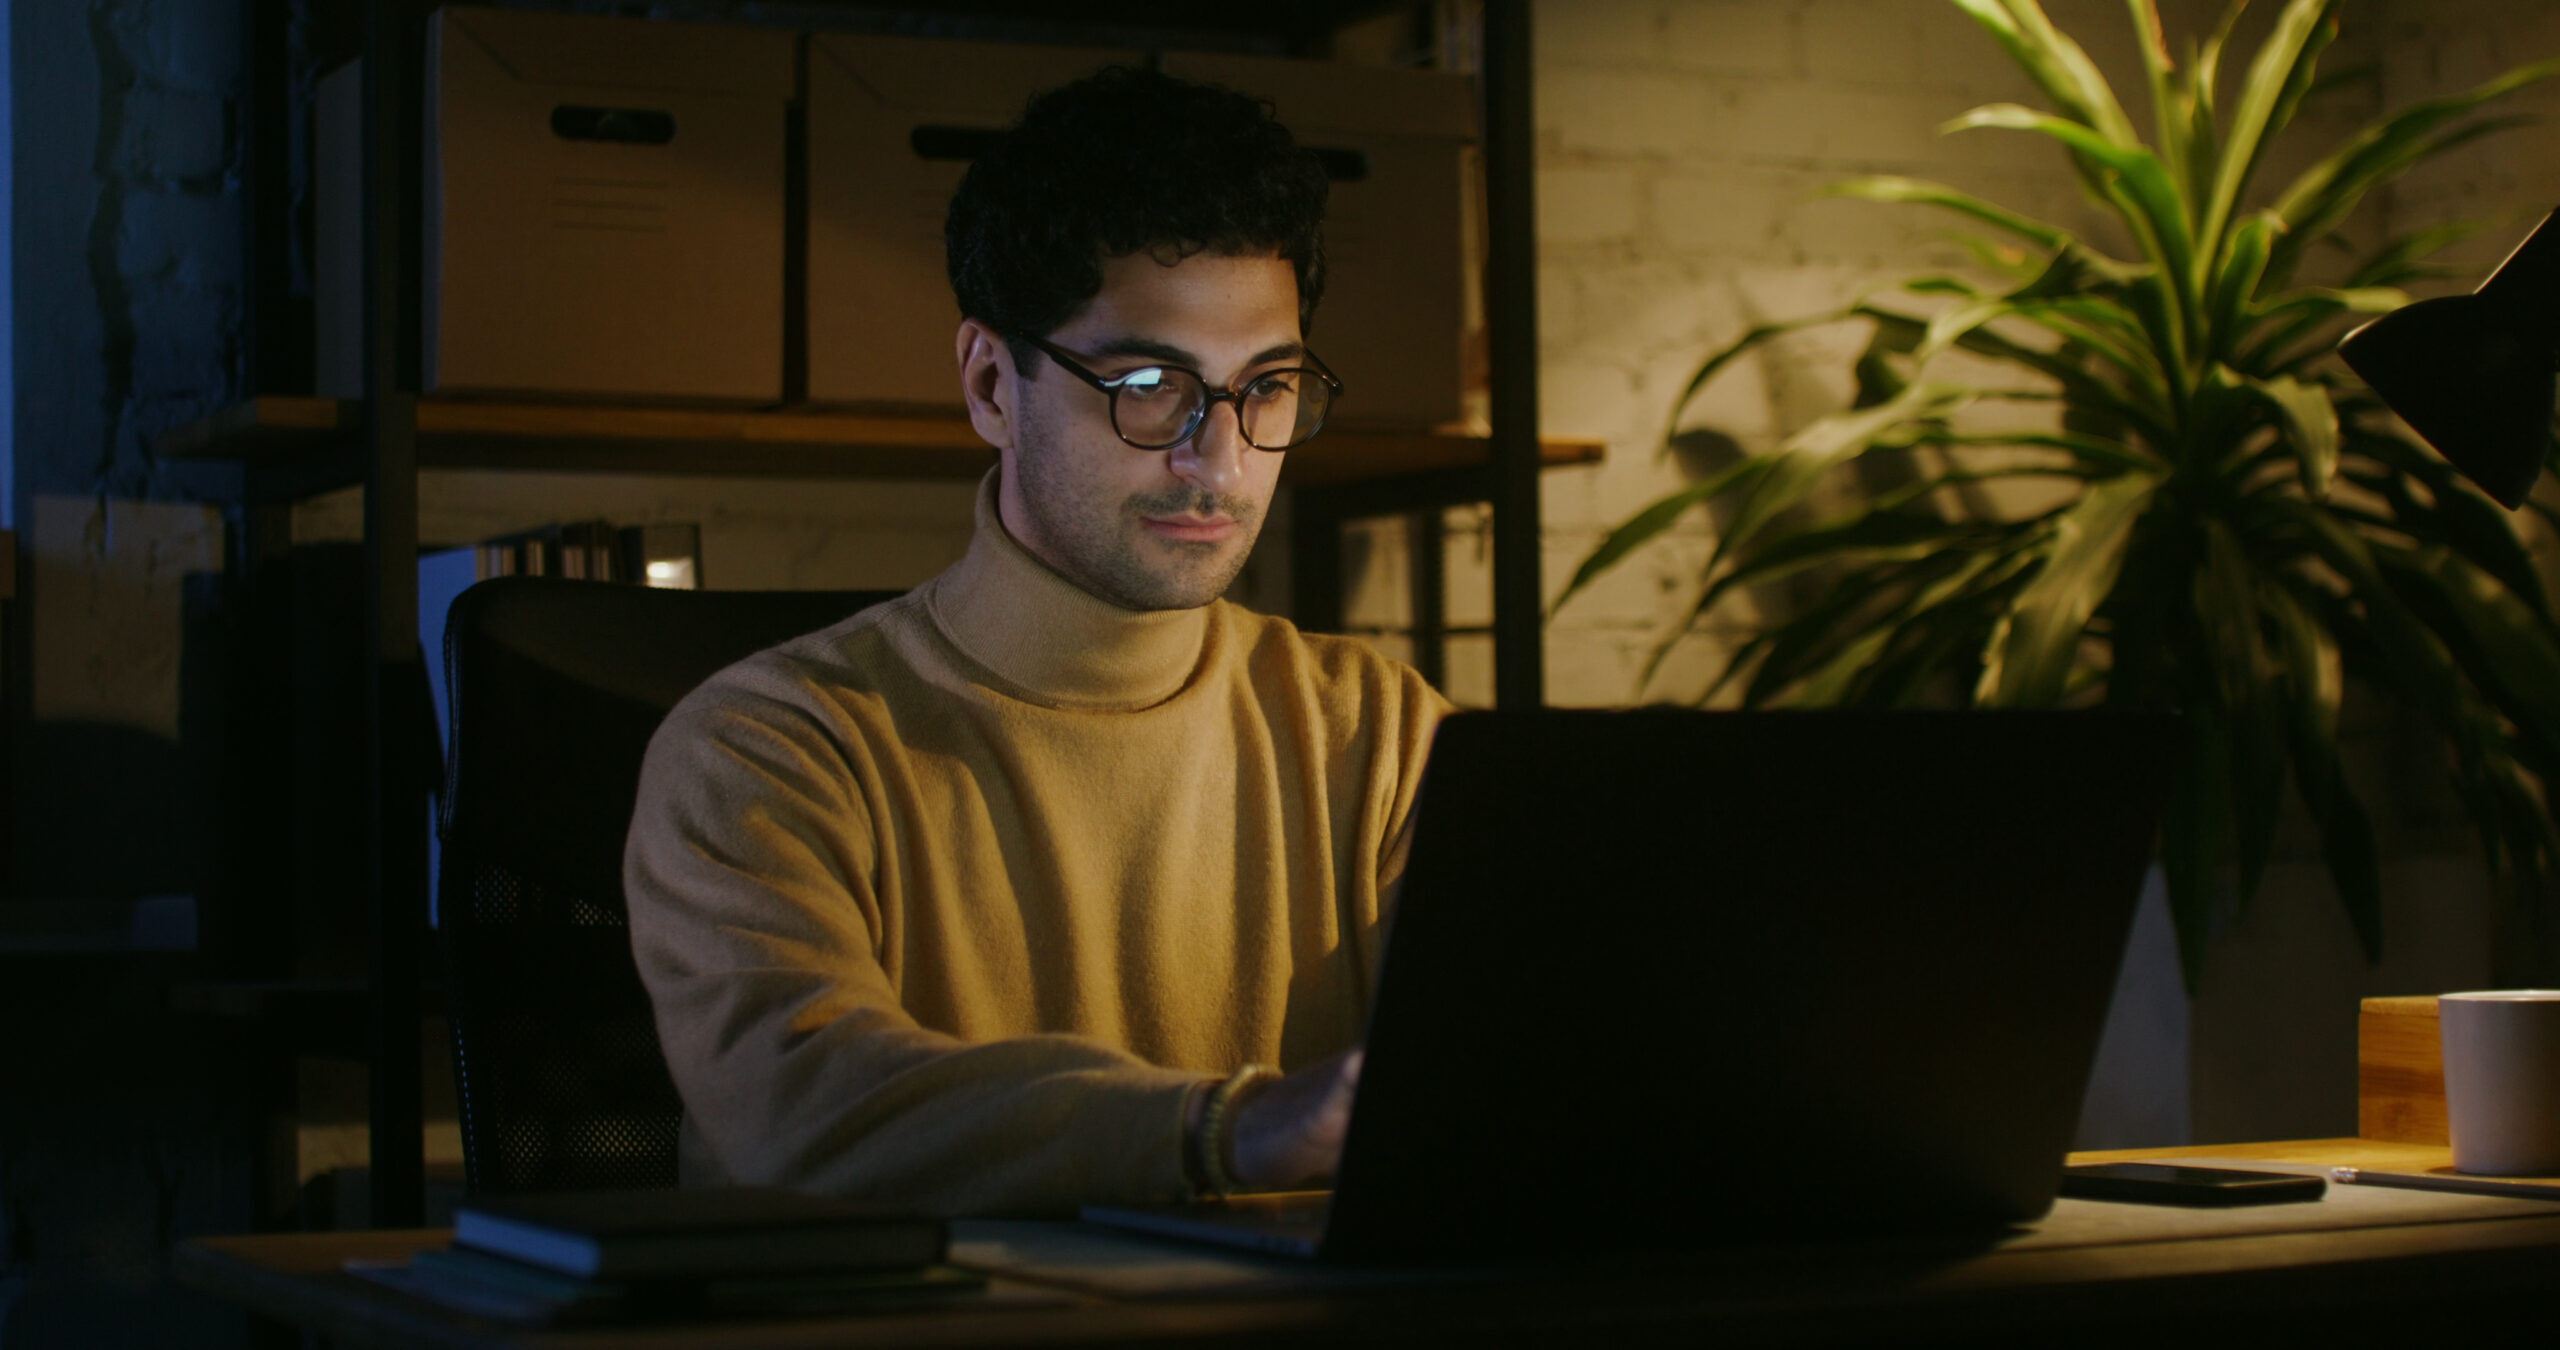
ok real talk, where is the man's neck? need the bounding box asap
[925,471,1212,710]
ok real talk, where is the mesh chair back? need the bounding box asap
[438,577,897,1195]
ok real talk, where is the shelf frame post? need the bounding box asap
[1482,0,1543,709]
[361,0,429,1228]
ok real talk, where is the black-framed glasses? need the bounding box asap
[1024,335,1343,451]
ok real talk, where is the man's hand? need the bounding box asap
[1226,1047,1363,1191]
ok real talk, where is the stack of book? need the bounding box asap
[447,519,702,588]
[350,1187,972,1327]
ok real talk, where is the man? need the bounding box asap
[624,66,1450,1216]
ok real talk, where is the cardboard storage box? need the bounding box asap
[318,7,793,403]
[1161,52,1478,431]
[803,34,1137,409]
[2358,995,2447,1144]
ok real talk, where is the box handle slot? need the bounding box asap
[551,106,677,146]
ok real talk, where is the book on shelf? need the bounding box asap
[620,521,703,590]
[450,1186,948,1281]
[474,518,622,581]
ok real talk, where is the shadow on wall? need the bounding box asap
[0,573,287,1348]
[8,567,291,971]
[11,719,198,904]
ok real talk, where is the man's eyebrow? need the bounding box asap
[1088,336,1309,370]
[1088,336,1201,366]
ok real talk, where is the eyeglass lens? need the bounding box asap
[1112,367,1332,450]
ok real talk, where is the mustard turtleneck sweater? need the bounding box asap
[624,472,1449,1216]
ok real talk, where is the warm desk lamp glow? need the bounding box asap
[2339,209,2560,510]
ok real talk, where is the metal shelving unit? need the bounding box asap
[191,0,1546,1224]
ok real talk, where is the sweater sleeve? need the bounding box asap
[1374,667,1457,899]
[623,680,1205,1218]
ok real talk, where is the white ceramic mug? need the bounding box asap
[2439,990,2560,1176]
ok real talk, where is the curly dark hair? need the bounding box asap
[944,65,1330,371]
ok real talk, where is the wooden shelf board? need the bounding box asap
[158,396,1603,488]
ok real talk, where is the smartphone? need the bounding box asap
[2059,1162,2327,1207]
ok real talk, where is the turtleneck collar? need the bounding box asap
[924,469,1213,710]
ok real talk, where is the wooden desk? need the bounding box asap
[179,1141,2560,1347]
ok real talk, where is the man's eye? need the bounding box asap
[1243,372,1301,401]
[1115,369,1182,399]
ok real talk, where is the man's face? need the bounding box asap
[989,250,1300,612]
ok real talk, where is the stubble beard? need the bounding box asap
[1010,405,1265,612]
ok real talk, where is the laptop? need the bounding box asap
[1084,708,2173,1266]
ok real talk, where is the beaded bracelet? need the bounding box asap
[1192,1064,1279,1197]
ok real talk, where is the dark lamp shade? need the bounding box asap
[2338,209,2560,510]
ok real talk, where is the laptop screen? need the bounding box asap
[1322,708,2171,1264]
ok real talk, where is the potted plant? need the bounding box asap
[1554,0,2560,981]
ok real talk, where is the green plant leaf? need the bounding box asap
[1706,381,1977,577]
[1949,0,2141,144]
[2010,305,2167,400]
[1664,309,1861,441]
[2206,210,2280,357]
[2193,521,2290,903]
[1900,261,2158,383]
[2126,0,2188,199]
[1943,104,2199,324]
[1828,176,2069,250]
[2037,290,2160,350]
[2310,555,2560,884]
[1551,464,1760,619]
[1694,508,2022,620]
[2384,543,2560,769]
[2262,582,2383,961]
[2260,286,2412,318]
[2284,508,2504,762]
[1777,618,1909,708]
[2181,363,2266,476]
[2182,0,2249,195]
[2160,702,2231,987]
[1853,585,2017,707]
[1917,298,2014,365]
[1913,306,2181,446]
[2010,237,2151,300]
[2237,286,2411,372]
[1903,276,1989,299]
[1976,471,2161,705]
[1950,232,2049,282]
[2347,430,2547,610]
[2244,372,2340,496]
[1759,548,2033,706]
[2344,217,2502,290]
[1916,430,2157,475]
[2197,0,2338,274]
[2264,58,2560,285]
[1580,3,2560,977]
[1735,564,1920,705]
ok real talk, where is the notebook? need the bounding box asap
[1084,708,2173,1265]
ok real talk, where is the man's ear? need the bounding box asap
[956,318,1019,453]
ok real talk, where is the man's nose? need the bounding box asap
[1167,398,1251,496]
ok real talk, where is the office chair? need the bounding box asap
[437,576,899,1195]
